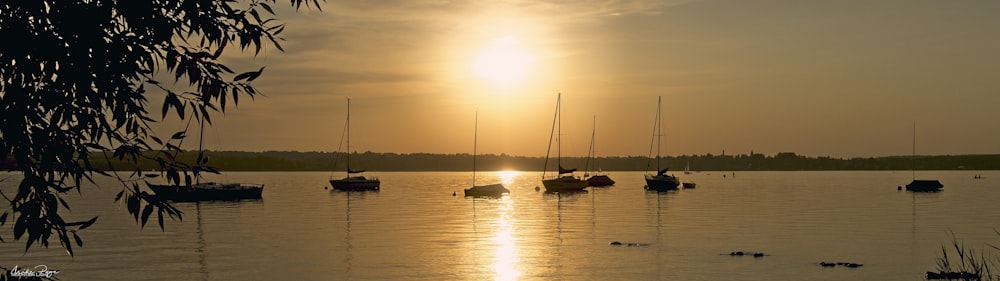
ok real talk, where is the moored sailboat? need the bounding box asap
[584,116,615,187]
[147,118,264,201]
[464,109,510,197]
[541,93,588,192]
[330,98,380,191]
[904,122,942,192]
[644,96,680,191]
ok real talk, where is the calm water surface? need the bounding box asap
[2,171,999,280]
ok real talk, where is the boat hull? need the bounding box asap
[464,183,510,197]
[586,175,615,187]
[543,176,588,192]
[645,174,680,191]
[906,180,943,192]
[682,182,697,189]
[330,177,380,191]
[148,182,264,202]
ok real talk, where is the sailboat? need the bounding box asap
[684,161,692,174]
[541,93,588,192]
[147,118,264,201]
[644,96,681,191]
[584,116,615,187]
[464,109,510,197]
[330,98,381,191]
[904,122,942,192]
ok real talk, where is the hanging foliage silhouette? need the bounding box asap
[0,0,321,256]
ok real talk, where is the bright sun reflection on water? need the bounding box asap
[493,197,520,281]
[498,170,520,186]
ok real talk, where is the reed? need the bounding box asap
[930,230,997,280]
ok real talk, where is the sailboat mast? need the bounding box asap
[557,93,562,169]
[473,109,478,187]
[656,96,662,172]
[912,121,915,180]
[196,116,206,185]
[542,93,560,179]
[585,116,596,175]
[347,98,351,174]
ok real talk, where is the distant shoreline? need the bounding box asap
[68,151,1000,172]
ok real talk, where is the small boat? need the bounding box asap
[330,98,380,191]
[684,161,692,174]
[465,183,510,197]
[584,116,615,187]
[905,180,942,192]
[903,122,942,192]
[464,109,509,197]
[148,182,264,202]
[682,182,697,189]
[147,118,263,201]
[587,174,616,187]
[541,93,588,192]
[644,96,680,191]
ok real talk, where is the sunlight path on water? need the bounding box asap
[493,197,520,281]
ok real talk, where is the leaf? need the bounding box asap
[247,66,265,81]
[58,196,71,211]
[73,232,84,247]
[0,212,7,225]
[157,209,165,231]
[60,232,74,257]
[13,213,27,240]
[114,190,125,202]
[259,2,274,15]
[171,131,186,140]
[79,217,98,230]
[234,71,255,81]
[141,204,154,229]
[151,135,163,146]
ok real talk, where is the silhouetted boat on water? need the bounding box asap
[148,182,264,201]
[682,182,697,189]
[584,116,615,187]
[645,96,680,191]
[330,98,380,191]
[904,122,942,192]
[148,119,263,201]
[464,109,509,197]
[541,93,588,192]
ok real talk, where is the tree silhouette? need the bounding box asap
[0,0,321,256]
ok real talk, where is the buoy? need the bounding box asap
[897,186,902,191]
[452,191,456,196]
[535,186,540,192]
[324,186,328,190]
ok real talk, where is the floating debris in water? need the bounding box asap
[609,241,649,247]
[728,251,767,257]
[818,262,863,268]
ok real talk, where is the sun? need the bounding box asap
[472,36,535,89]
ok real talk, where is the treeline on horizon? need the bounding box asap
[46,151,1000,172]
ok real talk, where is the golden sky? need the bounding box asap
[163,0,1000,158]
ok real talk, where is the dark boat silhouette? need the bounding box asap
[541,93,588,192]
[584,116,615,187]
[147,118,263,201]
[644,96,680,191]
[464,109,509,197]
[904,122,942,192]
[330,98,380,191]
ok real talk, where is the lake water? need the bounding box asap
[2,171,999,280]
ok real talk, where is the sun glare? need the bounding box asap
[473,36,535,89]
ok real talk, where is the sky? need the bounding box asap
[158,0,1000,158]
